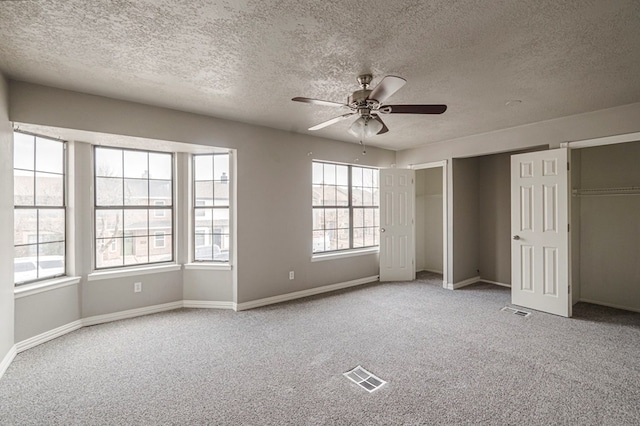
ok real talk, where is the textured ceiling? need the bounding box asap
[1,0,640,150]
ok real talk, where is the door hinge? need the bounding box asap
[568,285,571,294]
[567,162,570,171]
[568,223,570,232]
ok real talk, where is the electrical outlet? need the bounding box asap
[134,282,142,293]
[289,271,294,280]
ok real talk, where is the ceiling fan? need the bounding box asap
[292,74,447,138]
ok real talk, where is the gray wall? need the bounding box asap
[0,75,15,364]
[8,81,395,343]
[415,168,443,273]
[477,152,512,285]
[578,141,640,311]
[452,158,479,283]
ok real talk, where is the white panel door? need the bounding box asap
[379,168,415,282]
[511,148,571,317]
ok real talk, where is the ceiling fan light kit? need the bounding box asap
[292,74,447,138]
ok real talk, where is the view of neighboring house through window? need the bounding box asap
[94,147,174,269]
[312,161,379,253]
[13,131,66,285]
[193,153,230,262]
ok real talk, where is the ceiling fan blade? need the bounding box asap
[371,114,389,135]
[382,104,447,114]
[292,97,347,108]
[308,113,356,131]
[368,75,407,103]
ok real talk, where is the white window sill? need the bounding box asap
[88,264,182,281]
[311,247,379,262]
[184,262,232,271]
[15,276,81,299]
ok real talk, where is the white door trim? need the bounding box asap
[560,131,640,149]
[411,160,449,287]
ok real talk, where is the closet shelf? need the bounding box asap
[572,186,640,197]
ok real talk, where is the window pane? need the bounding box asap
[195,237,214,261]
[124,236,148,265]
[214,181,229,206]
[38,242,65,279]
[124,150,148,179]
[96,209,123,239]
[336,165,348,185]
[39,209,65,243]
[149,180,172,204]
[364,208,375,227]
[149,152,172,180]
[337,229,350,250]
[14,245,37,283]
[14,133,34,170]
[213,209,229,231]
[313,230,326,253]
[213,154,229,181]
[351,187,363,206]
[195,210,213,233]
[362,188,374,206]
[35,172,63,206]
[312,162,323,184]
[14,209,37,246]
[14,170,34,206]
[363,168,373,187]
[96,237,123,268]
[35,137,64,174]
[353,228,364,248]
[124,179,148,205]
[150,210,172,233]
[124,209,148,235]
[323,164,336,184]
[195,181,213,204]
[312,184,323,206]
[352,167,363,187]
[337,208,350,229]
[323,186,336,206]
[336,186,349,206]
[150,234,172,263]
[353,208,364,228]
[96,177,123,206]
[194,155,213,180]
[364,227,375,247]
[95,148,123,177]
[326,230,338,251]
[372,169,379,188]
[312,208,325,231]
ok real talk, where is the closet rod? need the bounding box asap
[572,186,640,197]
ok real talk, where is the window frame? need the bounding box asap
[93,146,175,270]
[312,161,379,255]
[192,153,230,263]
[13,131,67,286]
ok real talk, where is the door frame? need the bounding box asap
[410,160,448,287]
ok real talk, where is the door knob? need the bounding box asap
[380,228,386,233]
[513,235,520,240]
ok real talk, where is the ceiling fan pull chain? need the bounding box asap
[360,138,367,155]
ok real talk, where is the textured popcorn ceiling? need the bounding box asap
[1,0,640,150]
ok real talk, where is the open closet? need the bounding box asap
[571,140,640,313]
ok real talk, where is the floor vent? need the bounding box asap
[344,365,386,393]
[501,306,531,317]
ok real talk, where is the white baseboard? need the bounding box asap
[183,300,236,310]
[579,298,640,314]
[236,275,379,311]
[83,301,184,327]
[16,320,83,353]
[0,345,17,379]
[480,279,511,288]
[445,275,480,290]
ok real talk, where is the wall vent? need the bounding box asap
[344,365,386,393]
[501,306,531,317]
